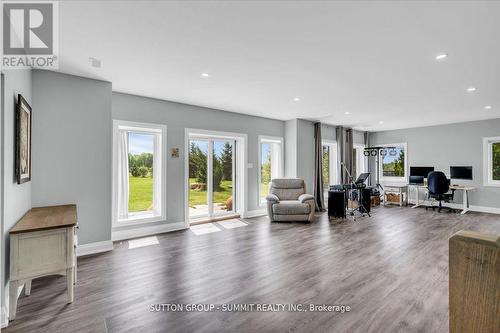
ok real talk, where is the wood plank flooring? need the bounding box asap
[4,206,500,333]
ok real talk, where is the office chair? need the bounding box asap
[426,171,455,213]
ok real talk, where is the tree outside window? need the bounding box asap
[493,142,500,181]
[382,147,405,177]
[322,145,330,190]
[128,132,154,212]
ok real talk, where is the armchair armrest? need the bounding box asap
[266,194,280,203]
[298,194,314,203]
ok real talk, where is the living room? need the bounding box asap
[1,1,499,332]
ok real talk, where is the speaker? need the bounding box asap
[360,188,371,213]
[328,190,346,218]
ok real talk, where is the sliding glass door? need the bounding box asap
[188,138,235,220]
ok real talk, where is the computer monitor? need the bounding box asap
[409,175,424,185]
[410,166,435,178]
[450,166,473,180]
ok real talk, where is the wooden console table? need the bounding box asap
[9,204,77,321]
[383,184,408,207]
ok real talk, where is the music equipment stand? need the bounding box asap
[341,163,371,221]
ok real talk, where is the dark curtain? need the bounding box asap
[313,122,325,211]
[336,127,355,184]
[364,131,370,186]
[345,129,354,182]
[336,126,345,183]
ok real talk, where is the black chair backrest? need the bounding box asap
[428,171,449,195]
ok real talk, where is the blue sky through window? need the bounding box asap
[129,132,154,155]
[190,140,233,155]
[261,143,271,163]
[213,141,224,157]
[383,148,402,163]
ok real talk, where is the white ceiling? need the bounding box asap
[57,1,500,131]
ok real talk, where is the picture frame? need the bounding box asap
[171,147,180,158]
[15,94,32,184]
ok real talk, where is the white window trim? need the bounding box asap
[353,143,366,179]
[483,136,500,187]
[112,120,167,227]
[322,140,338,189]
[379,142,408,183]
[258,135,284,207]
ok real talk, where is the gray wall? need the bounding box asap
[321,124,366,145]
[31,70,112,245]
[284,119,297,178]
[296,119,315,194]
[112,92,285,222]
[284,119,315,194]
[321,124,336,142]
[1,69,32,316]
[370,118,500,208]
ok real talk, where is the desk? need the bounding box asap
[9,205,77,320]
[407,184,474,214]
[408,184,431,209]
[450,185,475,215]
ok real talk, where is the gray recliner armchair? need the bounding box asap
[266,178,315,222]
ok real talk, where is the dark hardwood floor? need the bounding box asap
[4,206,500,333]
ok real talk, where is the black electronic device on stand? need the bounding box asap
[341,162,371,221]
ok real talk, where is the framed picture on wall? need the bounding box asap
[15,94,32,184]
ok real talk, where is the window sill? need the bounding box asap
[114,211,165,227]
[381,178,407,184]
[484,182,500,187]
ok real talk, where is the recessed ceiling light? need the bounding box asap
[435,53,448,60]
[201,73,210,77]
[293,97,301,102]
[466,87,477,92]
[484,105,492,110]
[344,111,350,115]
[89,57,102,68]
[379,120,384,124]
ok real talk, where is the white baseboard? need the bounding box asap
[458,204,500,214]
[242,209,267,218]
[407,200,500,215]
[1,306,7,328]
[476,205,500,214]
[76,240,114,257]
[112,221,187,241]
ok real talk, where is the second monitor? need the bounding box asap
[410,166,435,178]
[450,166,473,180]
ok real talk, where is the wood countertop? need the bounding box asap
[10,204,77,234]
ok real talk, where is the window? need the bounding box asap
[128,133,155,213]
[113,121,166,225]
[483,137,500,187]
[379,143,407,182]
[259,136,283,204]
[322,141,337,191]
